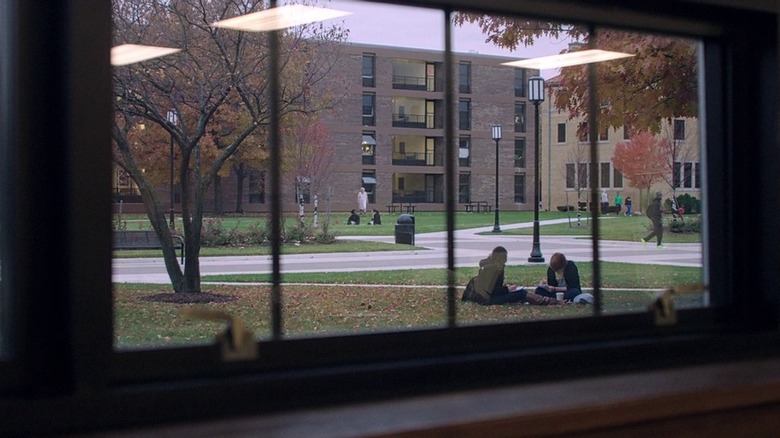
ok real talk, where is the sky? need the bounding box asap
[326,0,572,78]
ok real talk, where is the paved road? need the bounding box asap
[112,218,702,283]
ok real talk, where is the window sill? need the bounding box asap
[111,357,780,437]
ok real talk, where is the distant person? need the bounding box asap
[370,208,381,225]
[461,246,561,305]
[357,187,368,213]
[535,252,584,302]
[625,196,633,216]
[641,191,664,248]
[614,192,623,215]
[347,209,360,225]
[601,189,609,214]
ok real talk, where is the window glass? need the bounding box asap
[111,0,706,350]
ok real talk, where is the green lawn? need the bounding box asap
[115,210,699,242]
[114,260,705,348]
[111,286,669,348]
[202,262,701,289]
[496,214,702,243]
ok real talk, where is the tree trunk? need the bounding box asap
[235,163,245,214]
[213,174,223,216]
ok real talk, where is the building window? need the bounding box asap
[458,173,471,203]
[674,119,685,140]
[600,162,611,188]
[458,136,470,167]
[248,170,265,204]
[599,126,609,141]
[458,99,471,130]
[362,93,375,126]
[514,138,526,168]
[565,163,576,189]
[514,174,526,203]
[514,68,526,97]
[557,123,566,143]
[674,161,698,188]
[362,171,376,203]
[623,125,632,140]
[579,122,588,142]
[362,53,375,87]
[514,102,526,132]
[578,162,589,189]
[362,133,376,165]
[458,62,471,94]
[614,168,623,188]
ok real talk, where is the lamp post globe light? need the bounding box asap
[491,124,502,233]
[528,76,545,263]
[166,109,178,230]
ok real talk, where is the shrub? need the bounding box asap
[670,216,701,233]
[556,205,575,212]
[200,217,232,246]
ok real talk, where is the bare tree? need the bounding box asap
[112,0,347,292]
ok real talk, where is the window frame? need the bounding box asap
[3,0,780,435]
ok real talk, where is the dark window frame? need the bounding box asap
[3,1,780,435]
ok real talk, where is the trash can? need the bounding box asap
[395,214,415,245]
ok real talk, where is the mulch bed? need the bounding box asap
[140,292,237,304]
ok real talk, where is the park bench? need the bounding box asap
[113,230,184,263]
[464,201,491,213]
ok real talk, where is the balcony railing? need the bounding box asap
[392,190,443,204]
[392,76,443,91]
[392,152,430,166]
[392,75,427,90]
[392,113,443,129]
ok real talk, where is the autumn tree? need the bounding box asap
[453,15,698,133]
[112,0,347,293]
[611,131,667,209]
[280,114,335,227]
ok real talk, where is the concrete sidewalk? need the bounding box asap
[112,218,701,283]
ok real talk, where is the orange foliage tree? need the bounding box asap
[611,131,667,209]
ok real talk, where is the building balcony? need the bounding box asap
[392,152,429,166]
[392,113,443,129]
[392,190,443,204]
[392,75,443,91]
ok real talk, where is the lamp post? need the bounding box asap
[491,124,502,233]
[166,109,178,230]
[528,76,545,262]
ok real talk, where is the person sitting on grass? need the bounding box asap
[370,208,381,225]
[535,252,584,302]
[347,209,360,225]
[462,246,561,305]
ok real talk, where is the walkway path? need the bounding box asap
[112,218,702,284]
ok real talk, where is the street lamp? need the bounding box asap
[166,109,178,230]
[528,76,545,263]
[491,124,502,233]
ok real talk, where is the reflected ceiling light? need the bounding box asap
[502,49,634,69]
[211,5,352,32]
[111,44,181,66]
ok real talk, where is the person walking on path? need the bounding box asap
[461,246,561,305]
[642,191,664,248]
[613,192,623,216]
[357,187,368,214]
[601,189,609,214]
[625,196,633,216]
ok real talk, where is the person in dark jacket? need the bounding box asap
[641,191,664,248]
[347,209,360,225]
[534,252,582,302]
[462,246,560,305]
